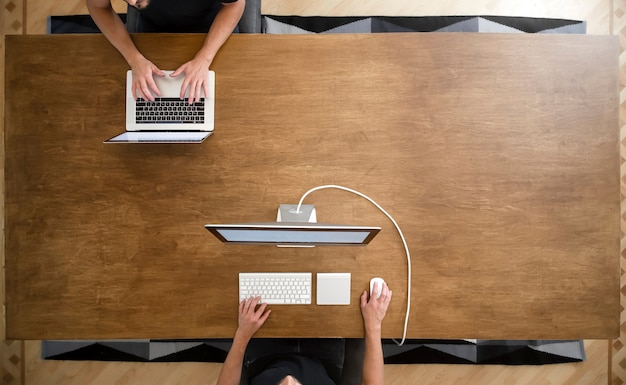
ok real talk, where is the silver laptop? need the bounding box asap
[104,70,215,144]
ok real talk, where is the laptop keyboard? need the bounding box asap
[239,272,312,305]
[135,97,205,124]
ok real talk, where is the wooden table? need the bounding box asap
[4,33,619,340]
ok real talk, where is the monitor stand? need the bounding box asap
[276,204,317,223]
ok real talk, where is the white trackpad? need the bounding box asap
[316,273,351,305]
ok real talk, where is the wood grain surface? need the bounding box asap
[4,33,619,340]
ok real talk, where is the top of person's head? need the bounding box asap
[124,0,150,10]
[278,376,302,385]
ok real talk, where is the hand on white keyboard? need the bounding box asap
[239,273,312,305]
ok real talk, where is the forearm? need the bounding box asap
[86,1,144,66]
[195,0,245,65]
[216,331,250,385]
[361,328,384,385]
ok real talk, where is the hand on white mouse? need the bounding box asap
[370,277,385,299]
[361,279,392,333]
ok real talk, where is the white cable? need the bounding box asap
[295,184,411,346]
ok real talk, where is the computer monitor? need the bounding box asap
[204,222,381,246]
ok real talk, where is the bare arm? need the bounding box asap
[360,282,392,385]
[86,0,164,100]
[172,0,245,103]
[216,296,271,385]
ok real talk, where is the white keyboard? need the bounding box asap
[239,272,312,305]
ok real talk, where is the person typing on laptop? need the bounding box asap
[87,0,244,104]
[216,282,392,385]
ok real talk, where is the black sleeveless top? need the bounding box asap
[137,0,238,32]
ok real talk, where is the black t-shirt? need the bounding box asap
[249,355,338,385]
[137,0,238,32]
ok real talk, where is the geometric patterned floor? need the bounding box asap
[41,339,586,365]
[614,0,626,379]
[47,14,588,35]
[1,0,24,383]
[2,340,22,385]
[262,15,587,34]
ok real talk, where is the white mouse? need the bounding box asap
[369,277,386,299]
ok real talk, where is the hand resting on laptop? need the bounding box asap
[86,0,244,104]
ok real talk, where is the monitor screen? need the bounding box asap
[205,222,381,246]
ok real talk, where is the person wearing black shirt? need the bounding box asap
[87,0,244,103]
[216,282,392,385]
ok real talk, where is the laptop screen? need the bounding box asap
[104,131,211,143]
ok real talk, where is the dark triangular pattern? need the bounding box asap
[320,18,372,34]
[371,19,421,33]
[42,339,585,365]
[478,346,581,365]
[481,16,584,33]
[382,343,585,365]
[45,343,146,362]
[525,341,585,361]
[264,16,369,33]
[374,16,476,32]
[425,343,478,362]
[42,340,95,357]
[433,18,480,32]
[150,344,228,362]
[383,346,476,364]
[100,341,150,360]
[149,341,204,360]
[540,22,587,34]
